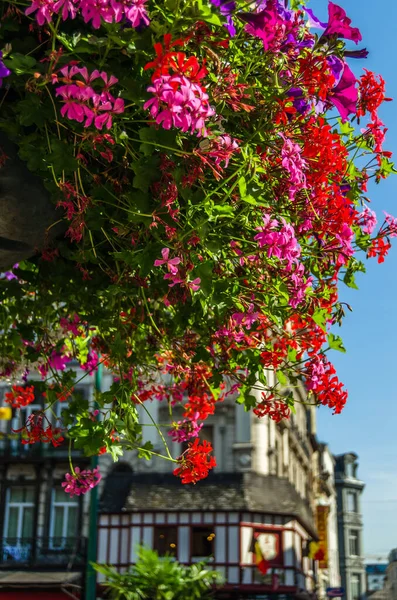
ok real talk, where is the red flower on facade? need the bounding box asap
[173,438,216,484]
[5,385,35,409]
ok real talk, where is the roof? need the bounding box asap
[101,471,317,538]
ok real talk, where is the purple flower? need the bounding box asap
[0,52,11,88]
[3,263,19,281]
[329,62,358,122]
[327,55,344,84]
[303,7,327,30]
[344,48,369,59]
[210,0,236,36]
[288,88,310,115]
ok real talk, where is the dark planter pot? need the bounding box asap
[0,133,60,270]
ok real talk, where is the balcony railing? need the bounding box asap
[0,537,87,568]
[0,436,85,460]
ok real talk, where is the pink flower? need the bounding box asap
[384,212,397,237]
[144,75,215,137]
[254,215,300,270]
[25,0,55,24]
[358,204,377,235]
[154,248,181,275]
[168,414,203,443]
[280,135,307,188]
[62,467,101,497]
[187,277,201,292]
[60,314,81,336]
[53,0,78,19]
[81,350,99,375]
[49,351,72,371]
[164,273,184,287]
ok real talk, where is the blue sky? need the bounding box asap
[314,0,397,557]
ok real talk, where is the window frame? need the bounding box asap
[347,491,358,513]
[351,573,361,600]
[4,486,35,541]
[348,530,360,557]
[49,489,79,549]
[153,525,178,557]
[190,525,216,562]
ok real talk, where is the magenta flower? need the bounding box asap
[49,351,72,371]
[168,414,203,443]
[324,2,362,44]
[329,63,358,122]
[144,75,215,137]
[25,0,55,25]
[81,350,99,375]
[154,248,181,275]
[280,135,307,190]
[53,0,78,19]
[254,215,300,270]
[62,466,101,497]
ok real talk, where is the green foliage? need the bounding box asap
[94,546,223,600]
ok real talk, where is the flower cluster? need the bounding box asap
[144,37,214,137]
[62,466,101,497]
[5,385,35,409]
[14,414,64,447]
[0,0,395,490]
[173,439,216,484]
[26,0,149,28]
[55,66,124,130]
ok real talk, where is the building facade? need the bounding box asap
[335,453,366,600]
[314,444,341,600]
[0,371,95,599]
[98,378,322,599]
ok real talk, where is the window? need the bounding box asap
[153,527,178,556]
[4,487,35,541]
[349,530,360,556]
[347,491,358,513]
[191,527,215,559]
[50,489,78,548]
[351,574,361,600]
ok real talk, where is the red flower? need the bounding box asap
[14,414,64,448]
[357,69,392,120]
[5,385,35,409]
[173,439,216,484]
[253,395,291,422]
[367,238,391,263]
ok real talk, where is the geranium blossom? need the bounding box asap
[62,466,101,497]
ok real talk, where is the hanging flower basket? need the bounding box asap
[0,0,395,492]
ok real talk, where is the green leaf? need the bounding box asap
[276,370,287,385]
[4,53,36,75]
[327,333,346,353]
[312,308,328,332]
